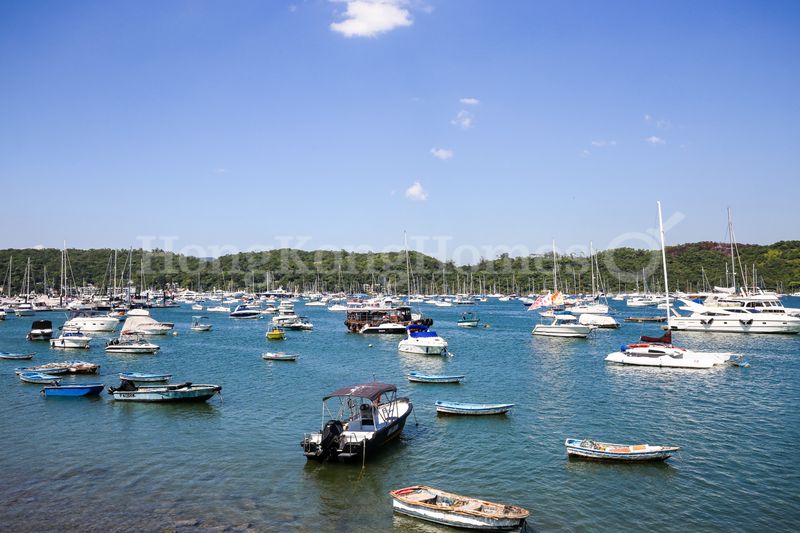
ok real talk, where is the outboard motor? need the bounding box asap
[319,419,344,460]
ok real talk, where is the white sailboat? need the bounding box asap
[606,202,739,369]
[532,242,593,338]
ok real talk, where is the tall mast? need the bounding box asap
[404,231,411,296]
[728,207,736,293]
[657,201,671,327]
[552,241,558,292]
[589,241,596,296]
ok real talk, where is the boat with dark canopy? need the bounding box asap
[301,381,413,462]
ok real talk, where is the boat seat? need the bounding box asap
[405,491,436,503]
[459,500,483,512]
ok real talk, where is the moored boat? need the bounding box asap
[398,324,448,355]
[564,438,680,461]
[265,327,286,340]
[301,381,412,462]
[105,337,161,354]
[118,372,172,383]
[262,352,297,361]
[390,485,529,530]
[27,320,53,341]
[19,372,62,385]
[457,311,480,328]
[407,372,463,383]
[532,314,592,338]
[49,331,92,349]
[190,315,212,331]
[15,361,98,374]
[0,351,35,360]
[435,401,513,415]
[108,380,222,402]
[41,383,104,397]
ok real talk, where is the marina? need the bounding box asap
[0,293,798,530]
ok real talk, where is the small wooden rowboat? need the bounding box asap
[262,352,297,361]
[19,372,62,385]
[15,361,98,375]
[564,438,680,461]
[118,372,172,383]
[390,485,529,530]
[435,401,513,415]
[408,372,464,383]
[41,383,104,397]
[0,351,35,360]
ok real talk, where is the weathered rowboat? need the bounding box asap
[118,372,172,383]
[262,352,297,361]
[564,438,680,461]
[41,383,104,397]
[15,361,98,375]
[435,401,513,415]
[108,380,222,402]
[19,372,62,385]
[0,351,34,360]
[407,372,464,383]
[390,485,529,530]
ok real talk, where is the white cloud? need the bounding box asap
[656,119,671,129]
[645,136,666,145]
[430,147,454,160]
[405,181,428,201]
[644,114,652,122]
[330,1,412,38]
[591,139,617,147]
[459,97,480,105]
[451,110,474,129]
[32,244,45,250]
[212,168,228,174]
[580,150,590,158]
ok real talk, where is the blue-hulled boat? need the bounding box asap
[41,383,104,397]
[118,372,172,383]
[564,438,680,461]
[0,351,35,360]
[407,372,464,383]
[19,372,61,385]
[435,401,514,415]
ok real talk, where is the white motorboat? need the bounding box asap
[229,304,261,319]
[301,381,413,462]
[105,337,161,354]
[284,316,314,331]
[206,305,231,313]
[398,325,448,355]
[15,303,35,317]
[120,309,173,335]
[27,319,53,340]
[49,331,91,349]
[191,303,204,311]
[190,315,212,331]
[272,301,299,325]
[63,310,119,332]
[605,339,732,369]
[669,299,800,334]
[567,303,609,315]
[578,313,619,329]
[532,314,592,338]
[327,303,348,312]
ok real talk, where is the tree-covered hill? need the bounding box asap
[1,240,798,295]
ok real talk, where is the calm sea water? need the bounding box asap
[1,299,798,532]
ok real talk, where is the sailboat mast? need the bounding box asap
[404,231,411,296]
[728,208,736,293]
[589,241,596,297]
[552,241,558,292]
[657,201,671,328]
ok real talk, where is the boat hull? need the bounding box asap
[50,337,91,349]
[110,384,221,402]
[408,372,463,383]
[392,499,525,530]
[435,401,513,415]
[42,384,104,397]
[531,324,591,338]
[668,316,800,334]
[565,439,679,461]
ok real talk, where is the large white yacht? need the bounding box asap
[669,298,800,334]
[63,310,119,332]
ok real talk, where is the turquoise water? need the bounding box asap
[1,299,799,532]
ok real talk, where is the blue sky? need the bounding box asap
[1,0,798,261]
